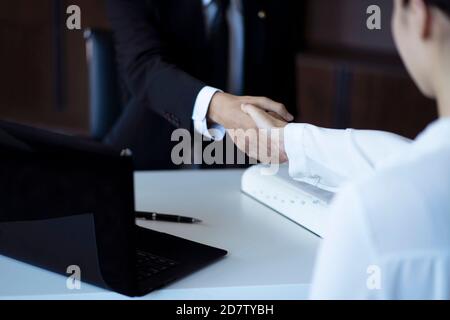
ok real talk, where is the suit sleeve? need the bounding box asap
[106,0,206,130]
[283,123,412,190]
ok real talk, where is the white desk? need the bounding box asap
[0,170,321,300]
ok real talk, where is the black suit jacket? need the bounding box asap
[106,0,302,168]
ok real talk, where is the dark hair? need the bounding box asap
[404,0,450,16]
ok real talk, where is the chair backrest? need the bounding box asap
[84,29,126,141]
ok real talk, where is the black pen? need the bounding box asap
[135,211,202,224]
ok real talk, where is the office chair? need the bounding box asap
[84,28,127,141]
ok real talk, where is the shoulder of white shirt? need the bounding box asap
[335,119,450,258]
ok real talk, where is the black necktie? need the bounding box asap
[208,0,230,90]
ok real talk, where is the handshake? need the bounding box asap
[208,92,294,164]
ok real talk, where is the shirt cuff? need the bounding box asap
[284,123,309,180]
[192,86,226,141]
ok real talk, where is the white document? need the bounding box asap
[241,164,334,237]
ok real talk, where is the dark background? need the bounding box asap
[0,0,437,139]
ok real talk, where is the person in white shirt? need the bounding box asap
[237,0,450,299]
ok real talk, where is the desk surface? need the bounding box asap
[0,169,320,300]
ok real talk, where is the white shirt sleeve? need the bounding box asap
[309,186,379,300]
[192,86,226,141]
[283,123,412,190]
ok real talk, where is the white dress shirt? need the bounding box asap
[192,0,244,140]
[284,124,412,191]
[285,119,450,299]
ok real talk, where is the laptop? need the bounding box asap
[0,120,227,297]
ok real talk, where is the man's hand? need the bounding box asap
[207,92,292,164]
[231,104,289,164]
[207,92,293,131]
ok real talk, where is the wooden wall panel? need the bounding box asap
[305,0,396,54]
[0,1,53,123]
[0,0,108,134]
[350,68,437,138]
[296,57,335,128]
[297,54,438,139]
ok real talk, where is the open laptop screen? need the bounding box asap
[0,120,138,295]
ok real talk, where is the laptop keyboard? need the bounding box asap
[136,249,179,281]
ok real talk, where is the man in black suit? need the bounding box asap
[106,0,301,169]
